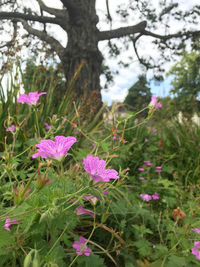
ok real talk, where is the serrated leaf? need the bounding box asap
[166,255,186,267]
[100,142,110,153]
[76,254,106,267]
[0,228,15,248]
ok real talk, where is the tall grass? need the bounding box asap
[160,119,200,185]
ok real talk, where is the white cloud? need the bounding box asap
[101,85,129,105]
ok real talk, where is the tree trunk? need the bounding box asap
[61,0,103,111]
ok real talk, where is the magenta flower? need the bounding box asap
[44,123,51,130]
[102,190,109,195]
[192,228,200,234]
[83,155,119,184]
[140,194,152,202]
[17,91,46,106]
[149,96,162,110]
[84,195,100,205]
[113,135,117,140]
[152,192,159,200]
[191,241,200,260]
[144,161,153,167]
[73,236,92,256]
[138,168,145,172]
[6,125,16,132]
[76,206,94,218]
[155,166,162,173]
[4,218,19,231]
[32,136,77,161]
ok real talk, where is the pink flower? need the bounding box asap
[113,135,117,140]
[84,195,100,205]
[155,166,162,173]
[191,241,200,260]
[145,138,149,142]
[6,125,16,132]
[83,155,119,184]
[73,236,92,256]
[152,128,157,133]
[138,168,145,172]
[76,206,94,218]
[152,192,159,200]
[4,218,19,231]
[192,228,200,234]
[32,136,77,161]
[17,91,46,106]
[102,190,109,195]
[144,161,153,167]
[44,123,51,130]
[149,96,162,110]
[140,194,152,202]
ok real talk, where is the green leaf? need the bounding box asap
[157,179,174,188]
[151,244,168,260]
[100,142,110,153]
[132,225,153,236]
[166,255,186,267]
[134,240,152,258]
[76,254,106,267]
[0,227,15,248]
[149,259,164,267]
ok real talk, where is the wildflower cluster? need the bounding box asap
[2,90,200,265]
[140,192,159,202]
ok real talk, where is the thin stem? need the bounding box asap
[34,107,40,137]
[0,206,46,220]
[13,146,32,159]
[62,194,86,212]
[20,170,38,201]
[47,223,69,256]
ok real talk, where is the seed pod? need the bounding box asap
[23,250,34,267]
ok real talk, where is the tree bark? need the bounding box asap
[60,0,103,109]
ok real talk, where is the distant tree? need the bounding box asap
[153,96,178,123]
[168,51,200,115]
[124,75,151,114]
[0,0,200,109]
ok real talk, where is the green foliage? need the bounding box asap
[0,64,200,266]
[124,75,152,116]
[168,51,200,115]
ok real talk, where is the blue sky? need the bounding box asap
[101,75,173,106]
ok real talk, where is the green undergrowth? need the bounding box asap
[0,64,200,266]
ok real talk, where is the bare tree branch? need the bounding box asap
[0,11,61,25]
[21,20,64,57]
[106,0,112,23]
[142,29,200,41]
[131,34,160,69]
[36,0,67,18]
[98,21,147,41]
